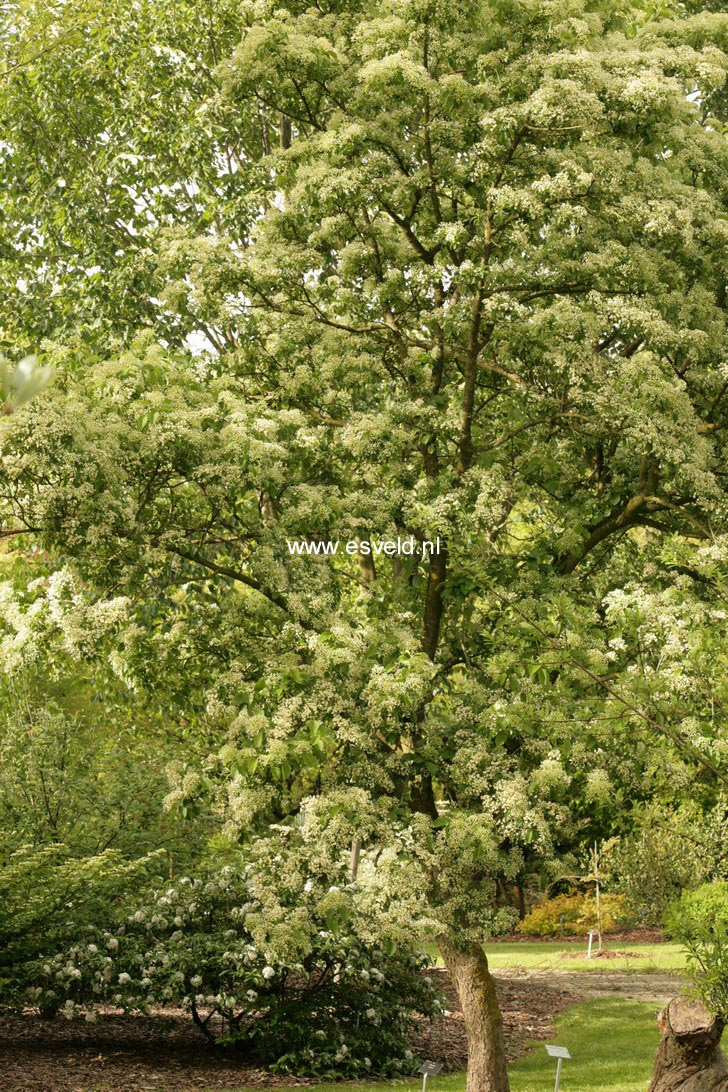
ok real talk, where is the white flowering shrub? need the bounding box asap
[27,862,440,1077]
[0,844,160,1012]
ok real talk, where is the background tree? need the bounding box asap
[0,0,255,354]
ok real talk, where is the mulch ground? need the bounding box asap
[413,968,580,1070]
[0,971,580,1092]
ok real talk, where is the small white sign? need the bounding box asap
[546,1045,571,1059]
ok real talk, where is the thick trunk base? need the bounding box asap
[438,938,510,1092]
[649,997,728,1092]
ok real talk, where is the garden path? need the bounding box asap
[494,969,686,1005]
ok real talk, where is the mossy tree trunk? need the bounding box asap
[439,938,510,1092]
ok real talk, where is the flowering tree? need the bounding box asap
[2,2,728,1090]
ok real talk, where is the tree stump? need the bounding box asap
[649,997,728,1092]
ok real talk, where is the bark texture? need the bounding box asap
[649,997,728,1092]
[438,939,510,1092]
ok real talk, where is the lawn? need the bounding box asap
[508,999,658,1090]
[228,998,659,1092]
[483,939,686,974]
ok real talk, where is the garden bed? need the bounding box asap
[0,971,578,1092]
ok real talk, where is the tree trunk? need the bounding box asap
[649,997,728,1092]
[439,938,510,1092]
[514,882,526,921]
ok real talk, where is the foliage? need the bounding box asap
[606,839,693,927]
[603,813,707,925]
[0,843,158,1010]
[601,797,728,925]
[667,881,728,1016]
[0,0,255,354]
[0,558,215,865]
[0,355,52,415]
[516,891,636,937]
[26,856,439,1077]
[0,692,208,864]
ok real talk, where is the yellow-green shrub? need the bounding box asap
[516,891,637,937]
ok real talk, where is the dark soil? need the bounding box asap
[0,971,579,1092]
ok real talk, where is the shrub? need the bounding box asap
[667,881,728,1016]
[24,862,440,1077]
[0,699,209,867]
[0,844,159,1011]
[516,890,636,937]
[601,820,706,925]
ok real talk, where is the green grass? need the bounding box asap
[508,999,658,1090]
[423,938,686,972]
[219,998,660,1092]
[483,939,686,974]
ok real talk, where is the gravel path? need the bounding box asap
[494,969,687,1005]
